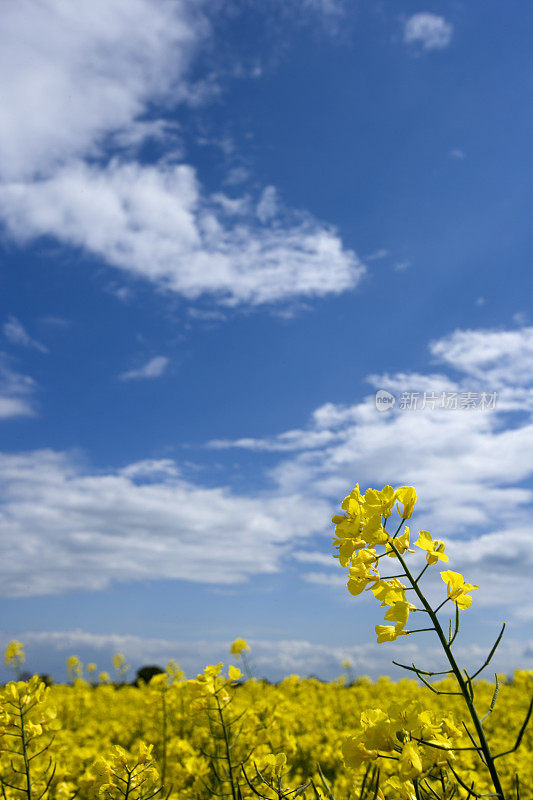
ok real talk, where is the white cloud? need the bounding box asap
[208,325,533,616]
[187,308,227,322]
[0,160,365,306]
[2,629,529,682]
[0,398,33,420]
[41,316,70,328]
[256,186,278,223]
[223,166,251,186]
[512,311,527,326]
[394,260,410,272]
[119,355,169,381]
[3,316,48,353]
[0,0,365,309]
[0,450,330,597]
[111,120,183,153]
[0,629,392,681]
[429,327,533,386]
[364,248,389,262]
[301,0,345,17]
[449,148,466,159]
[4,324,533,618]
[292,551,334,567]
[207,428,339,452]
[0,357,36,418]
[302,571,345,588]
[404,13,453,51]
[119,459,180,480]
[0,0,207,181]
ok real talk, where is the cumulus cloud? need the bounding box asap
[119,356,169,381]
[0,450,330,597]
[403,13,453,51]
[0,0,365,309]
[0,161,365,306]
[0,0,207,181]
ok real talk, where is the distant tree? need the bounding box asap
[135,665,164,685]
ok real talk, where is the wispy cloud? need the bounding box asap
[403,13,453,51]
[207,428,338,452]
[256,186,278,223]
[40,316,70,328]
[513,312,527,326]
[429,326,533,386]
[394,260,410,272]
[3,316,48,353]
[0,356,37,418]
[364,248,389,262]
[1,629,529,682]
[119,355,169,381]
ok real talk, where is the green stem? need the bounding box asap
[241,653,253,681]
[19,703,32,800]
[389,542,506,800]
[124,770,132,800]
[161,692,167,788]
[216,695,237,800]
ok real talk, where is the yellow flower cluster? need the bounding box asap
[332,484,478,642]
[90,742,160,800]
[4,640,25,670]
[342,700,463,791]
[330,483,533,800]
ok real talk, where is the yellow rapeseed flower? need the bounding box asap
[399,741,423,779]
[395,486,417,519]
[386,527,414,557]
[375,623,410,644]
[230,638,250,655]
[440,570,479,609]
[415,530,449,565]
[383,600,416,628]
[342,737,379,768]
[4,640,25,669]
[228,665,242,682]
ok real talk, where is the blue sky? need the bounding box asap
[1,0,533,682]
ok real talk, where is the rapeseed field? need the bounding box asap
[1,485,531,800]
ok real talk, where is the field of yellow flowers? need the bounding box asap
[1,484,532,800]
[1,648,532,800]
